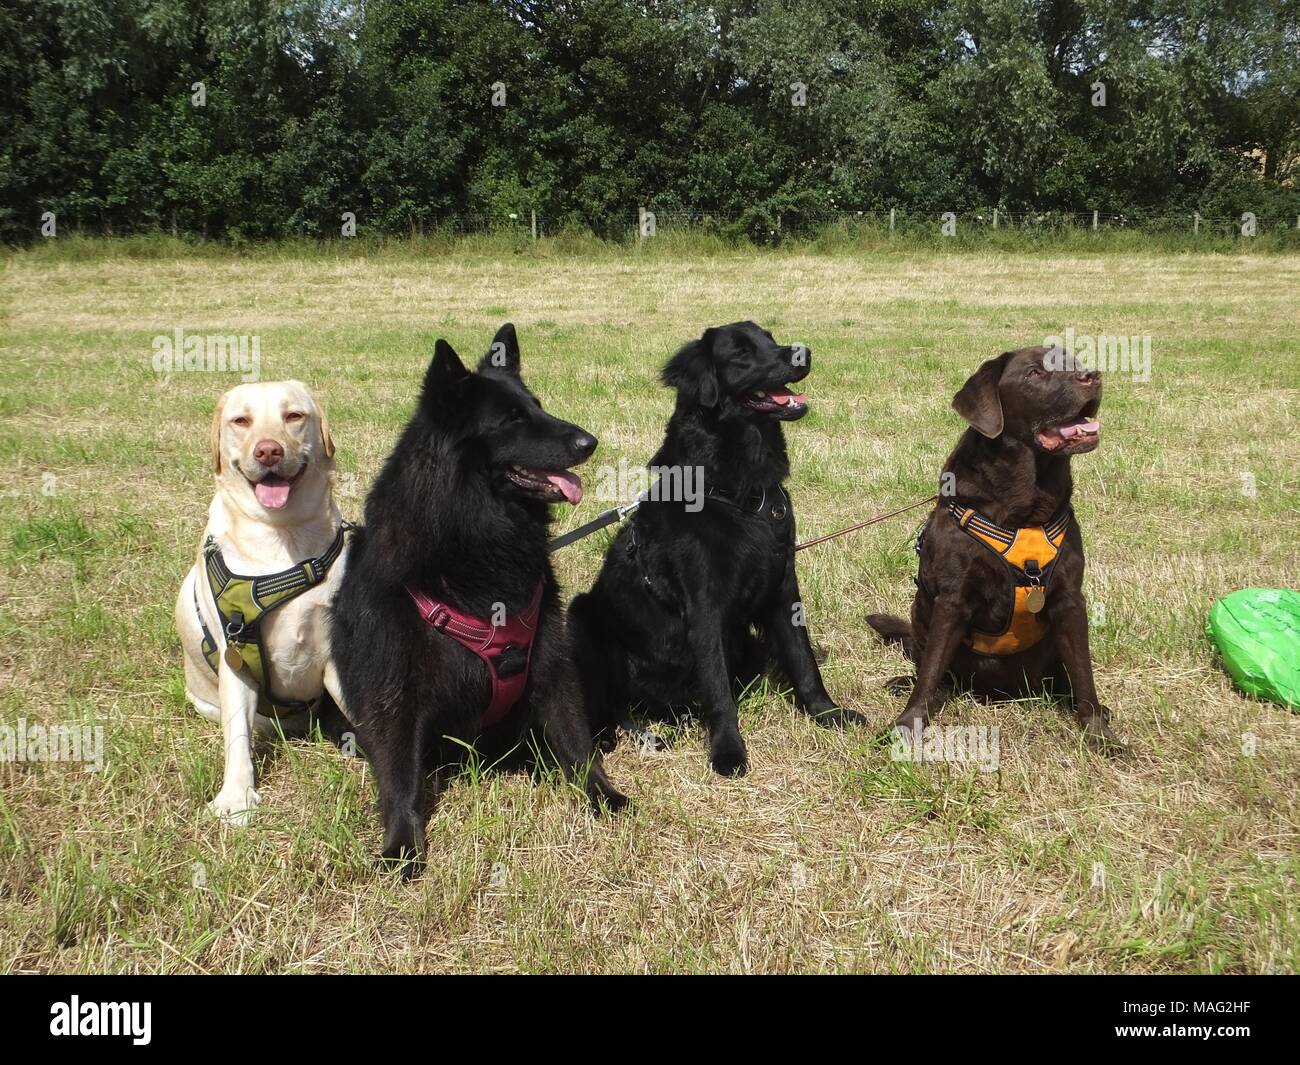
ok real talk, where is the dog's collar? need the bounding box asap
[704,481,790,521]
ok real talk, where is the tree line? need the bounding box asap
[2,0,1297,244]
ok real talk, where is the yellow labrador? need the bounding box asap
[174,380,349,824]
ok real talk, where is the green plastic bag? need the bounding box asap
[1207,588,1300,710]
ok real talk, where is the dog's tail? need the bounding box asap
[866,612,916,661]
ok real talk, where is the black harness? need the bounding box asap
[625,481,791,600]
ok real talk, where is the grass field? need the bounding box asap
[1,239,1298,973]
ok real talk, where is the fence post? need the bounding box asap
[889,207,896,232]
[1194,212,1200,235]
[992,208,998,229]
[530,210,537,241]
[1092,210,1099,231]
[638,206,646,241]
[1295,214,1299,230]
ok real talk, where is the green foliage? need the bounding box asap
[2,0,1296,242]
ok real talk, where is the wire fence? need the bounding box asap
[413,207,1300,241]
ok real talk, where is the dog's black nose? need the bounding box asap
[571,432,598,459]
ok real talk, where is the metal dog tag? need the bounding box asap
[224,644,245,670]
[1026,587,1046,613]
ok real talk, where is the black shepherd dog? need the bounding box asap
[570,321,864,777]
[330,324,626,876]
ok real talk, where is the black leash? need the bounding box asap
[547,495,646,553]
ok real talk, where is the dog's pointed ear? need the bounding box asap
[952,352,1012,438]
[662,328,719,407]
[209,391,228,474]
[478,322,521,376]
[422,339,469,411]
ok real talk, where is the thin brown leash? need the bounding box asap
[794,495,938,553]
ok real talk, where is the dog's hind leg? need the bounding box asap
[314,665,359,752]
[568,592,625,751]
[761,568,865,729]
[729,629,768,696]
[532,608,628,812]
[866,613,917,662]
[370,698,434,879]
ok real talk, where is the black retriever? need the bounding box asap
[867,345,1122,751]
[330,324,626,876]
[570,321,864,776]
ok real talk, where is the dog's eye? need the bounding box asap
[1028,366,1047,378]
[231,415,252,427]
[284,411,305,423]
[507,409,526,424]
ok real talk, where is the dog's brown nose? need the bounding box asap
[253,439,284,467]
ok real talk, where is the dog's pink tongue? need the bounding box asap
[544,470,583,505]
[767,386,807,406]
[254,475,292,509]
[1058,420,1100,439]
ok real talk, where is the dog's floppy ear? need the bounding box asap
[421,339,469,411]
[952,352,1012,438]
[209,391,228,474]
[478,322,521,377]
[661,329,719,407]
[316,399,336,460]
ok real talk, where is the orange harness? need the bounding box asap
[938,502,1071,656]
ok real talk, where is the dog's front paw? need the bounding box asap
[591,783,630,815]
[809,705,866,729]
[379,830,426,880]
[377,847,423,881]
[1080,711,1126,756]
[207,785,262,826]
[890,709,929,739]
[709,732,749,777]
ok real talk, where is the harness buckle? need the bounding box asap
[770,502,788,520]
[495,644,528,679]
[224,610,247,642]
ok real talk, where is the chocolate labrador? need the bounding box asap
[867,346,1122,751]
[570,321,864,776]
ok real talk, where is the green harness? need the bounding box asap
[195,525,349,717]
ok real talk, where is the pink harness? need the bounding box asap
[407,582,544,728]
